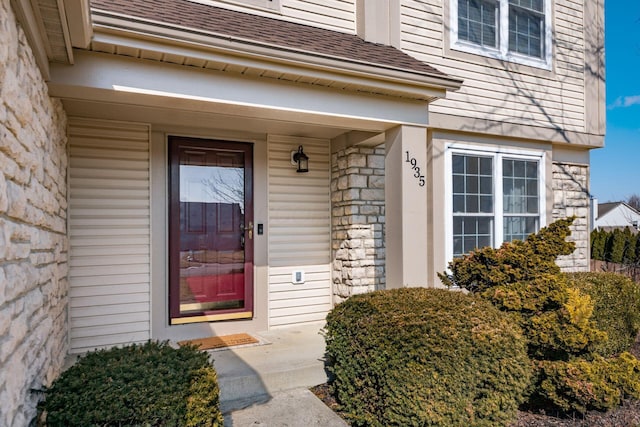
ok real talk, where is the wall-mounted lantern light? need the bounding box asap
[291,145,309,173]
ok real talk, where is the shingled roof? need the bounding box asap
[90,0,449,79]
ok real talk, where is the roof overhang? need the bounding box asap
[89,8,462,103]
[10,0,92,79]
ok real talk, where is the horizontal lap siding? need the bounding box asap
[268,136,332,327]
[68,118,151,353]
[281,0,355,32]
[202,0,356,33]
[400,0,586,133]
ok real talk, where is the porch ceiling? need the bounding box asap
[60,98,368,140]
[48,48,430,139]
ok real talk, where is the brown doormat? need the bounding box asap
[178,333,259,350]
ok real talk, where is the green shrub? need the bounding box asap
[439,218,576,293]
[537,353,640,413]
[42,341,223,426]
[442,219,604,361]
[591,229,607,260]
[591,227,640,264]
[441,218,640,414]
[484,276,605,360]
[324,288,531,427]
[606,228,626,263]
[568,272,640,356]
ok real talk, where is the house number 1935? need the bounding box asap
[405,151,425,187]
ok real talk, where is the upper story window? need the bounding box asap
[451,0,551,69]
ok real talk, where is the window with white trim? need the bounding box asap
[448,147,544,258]
[451,0,551,68]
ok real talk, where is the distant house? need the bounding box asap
[595,202,640,232]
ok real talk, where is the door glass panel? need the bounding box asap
[178,148,246,316]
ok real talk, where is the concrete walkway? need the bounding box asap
[210,323,347,426]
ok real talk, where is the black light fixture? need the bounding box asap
[292,145,309,173]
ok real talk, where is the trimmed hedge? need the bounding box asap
[41,341,223,426]
[324,288,531,427]
[568,272,640,357]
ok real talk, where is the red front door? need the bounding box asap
[169,137,253,324]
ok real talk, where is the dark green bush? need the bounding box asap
[591,228,607,260]
[606,228,626,264]
[42,341,223,426]
[324,288,531,427]
[568,272,640,356]
[591,227,640,264]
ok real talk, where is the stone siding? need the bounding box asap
[0,1,69,424]
[331,146,385,303]
[552,162,590,272]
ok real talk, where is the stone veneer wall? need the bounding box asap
[331,146,385,303]
[0,1,69,424]
[552,162,590,272]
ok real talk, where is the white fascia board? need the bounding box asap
[90,11,463,97]
[48,50,430,127]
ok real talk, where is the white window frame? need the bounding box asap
[444,143,546,263]
[450,0,553,69]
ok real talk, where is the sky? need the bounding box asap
[589,1,640,202]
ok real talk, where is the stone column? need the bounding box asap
[331,146,385,304]
[552,162,590,272]
[384,125,428,288]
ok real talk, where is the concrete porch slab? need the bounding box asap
[211,323,330,414]
[223,388,348,426]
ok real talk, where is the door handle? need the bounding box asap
[247,221,253,239]
[242,221,254,240]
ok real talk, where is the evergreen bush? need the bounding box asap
[442,218,640,414]
[590,227,639,265]
[324,288,531,427]
[606,228,626,264]
[590,229,606,260]
[439,217,575,293]
[623,228,637,264]
[41,341,223,426]
[537,353,640,413]
[568,272,640,356]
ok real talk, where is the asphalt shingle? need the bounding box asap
[91,0,447,77]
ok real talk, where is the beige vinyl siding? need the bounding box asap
[400,0,586,133]
[68,118,151,353]
[267,135,332,327]
[200,0,356,33]
[281,0,356,32]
